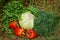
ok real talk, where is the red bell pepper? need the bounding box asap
[14,28,25,37]
[26,29,37,39]
[9,21,18,29]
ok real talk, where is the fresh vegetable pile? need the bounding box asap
[1,0,59,39]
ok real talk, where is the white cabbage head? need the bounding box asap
[19,11,35,30]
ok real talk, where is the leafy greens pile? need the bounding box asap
[1,1,28,34]
[28,6,58,37]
